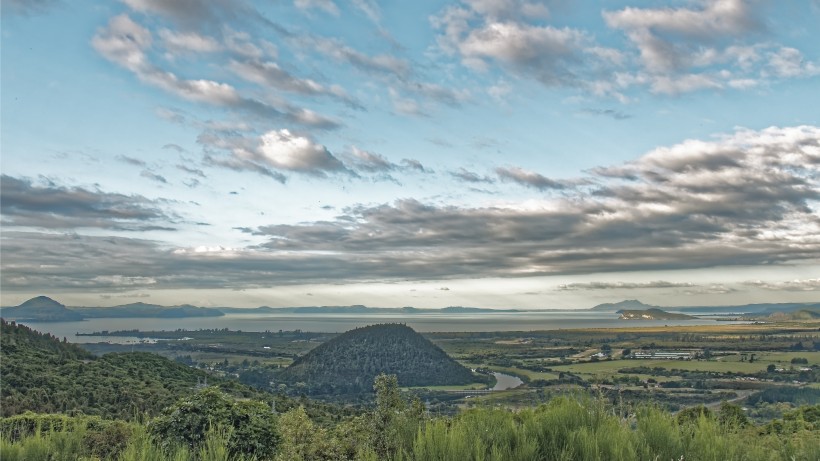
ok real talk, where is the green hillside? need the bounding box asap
[0,320,254,420]
[279,324,483,394]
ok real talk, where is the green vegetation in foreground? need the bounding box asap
[2,379,819,460]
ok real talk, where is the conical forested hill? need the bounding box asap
[279,323,481,395]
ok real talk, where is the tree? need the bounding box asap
[149,387,280,459]
[718,402,749,429]
[767,364,777,373]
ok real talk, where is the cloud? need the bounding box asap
[0,175,175,231]
[401,159,433,174]
[743,279,820,292]
[177,164,207,178]
[2,0,58,16]
[121,0,263,30]
[140,170,168,184]
[579,108,631,120]
[294,0,338,16]
[299,35,411,78]
[200,129,349,179]
[556,281,696,291]
[450,168,495,184]
[601,0,819,95]
[351,0,380,23]
[3,126,818,292]
[92,15,339,129]
[117,155,148,167]
[227,58,361,108]
[158,29,221,54]
[495,166,567,190]
[434,5,591,86]
[344,146,397,173]
[603,0,761,73]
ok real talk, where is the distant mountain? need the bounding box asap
[618,308,696,320]
[69,301,224,318]
[748,307,820,321]
[590,299,657,311]
[278,324,483,395]
[0,296,84,322]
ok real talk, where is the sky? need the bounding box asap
[1,0,819,309]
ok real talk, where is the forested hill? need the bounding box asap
[279,324,482,395]
[0,320,255,420]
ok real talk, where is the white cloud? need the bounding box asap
[294,0,339,16]
[159,29,221,54]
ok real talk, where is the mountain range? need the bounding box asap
[2,296,818,322]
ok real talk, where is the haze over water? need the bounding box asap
[19,311,744,344]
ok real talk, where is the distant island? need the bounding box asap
[618,308,696,321]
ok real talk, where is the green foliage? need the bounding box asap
[280,324,482,395]
[0,319,249,420]
[148,387,280,459]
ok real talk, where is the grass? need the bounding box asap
[404,382,489,391]
[461,363,560,381]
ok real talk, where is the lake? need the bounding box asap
[15,311,746,344]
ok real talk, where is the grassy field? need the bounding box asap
[405,382,490,391]
[462,363,560,381]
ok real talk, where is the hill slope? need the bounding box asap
[0,320,253,419]
[279,324,480,394]
[590,299,657,311]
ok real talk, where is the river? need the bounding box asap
[491,372,524,391]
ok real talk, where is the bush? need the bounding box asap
[148,387,280,459]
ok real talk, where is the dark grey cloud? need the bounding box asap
[450,168,494,184]
[177,164,206,178]
[0,175,175,231]
[117,155,148,167]
[495,166,568,190]
[140,170,168,184]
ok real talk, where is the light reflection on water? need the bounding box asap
[15,311,747,344]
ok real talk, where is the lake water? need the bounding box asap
[15,311,745,344]
[491,372,523,391]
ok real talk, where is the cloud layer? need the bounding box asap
[3,126,817,292]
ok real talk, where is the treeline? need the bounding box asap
[0,320,339,421]
[2,379,819,460]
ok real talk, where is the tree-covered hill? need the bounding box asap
[279,324,483,395]
[0,320,256,419]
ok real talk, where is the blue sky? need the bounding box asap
[1,0,819,309]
